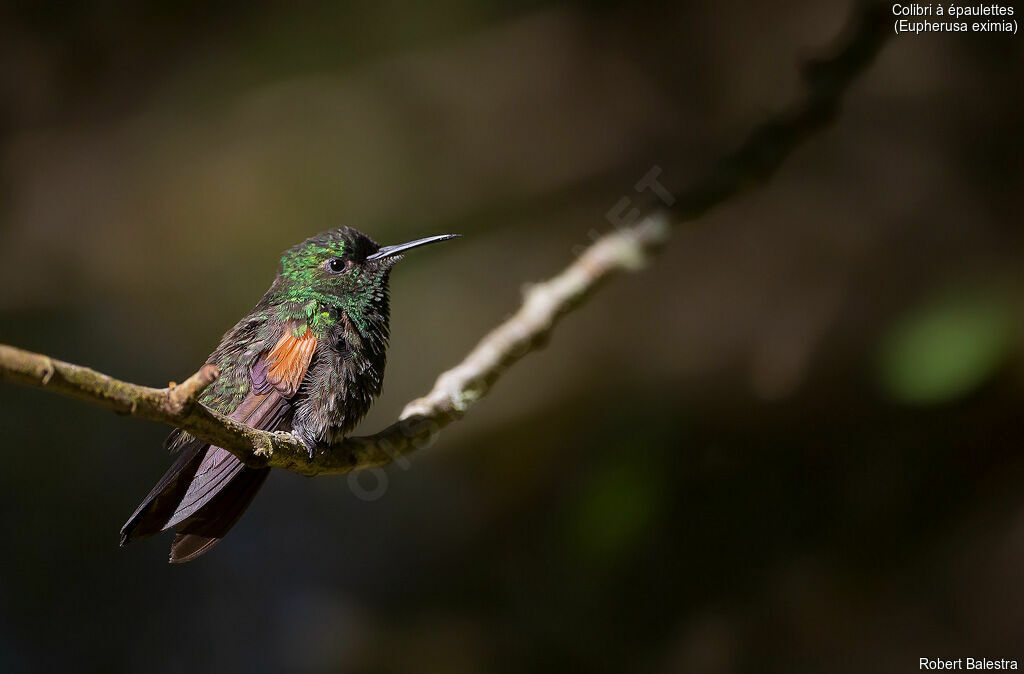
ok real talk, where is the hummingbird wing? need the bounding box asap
[121,322,319,563]
[263,323,318,396]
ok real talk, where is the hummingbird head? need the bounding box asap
[270,227,458,336]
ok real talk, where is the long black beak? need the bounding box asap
[365,234,460,261]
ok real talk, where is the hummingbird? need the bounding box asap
[120,227,458,563]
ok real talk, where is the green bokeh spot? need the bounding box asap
[573,459,660,562]
[877,291,1015,405]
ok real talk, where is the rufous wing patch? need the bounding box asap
[265,321,317,396]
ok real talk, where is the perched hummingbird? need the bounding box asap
[120,227,458,563]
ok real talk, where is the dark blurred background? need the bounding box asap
[2,1,1023,672]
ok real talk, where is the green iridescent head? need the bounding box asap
[269,227,458,334]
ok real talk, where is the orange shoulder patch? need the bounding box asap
[265,321,317,396]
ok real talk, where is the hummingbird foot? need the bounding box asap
[268,430,301,454]
[283,429,319,459]
[308,444,328,460]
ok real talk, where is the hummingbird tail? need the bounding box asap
[120,444,270,563]
[167,457,270,564]
[120,442,207,544]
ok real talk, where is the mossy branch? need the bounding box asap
[0,3,888,476]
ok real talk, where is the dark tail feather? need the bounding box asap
[169,534,219,563]
[169,462,270,564]
[120,441,206,544]
[121,445,270,563]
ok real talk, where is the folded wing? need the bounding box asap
[121,321,318,563]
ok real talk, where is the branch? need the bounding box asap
[0,3,888,476]
[0,215,671,475]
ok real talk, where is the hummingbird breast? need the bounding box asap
[289,322,388,447]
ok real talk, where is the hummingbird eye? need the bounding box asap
[326,257,346,274]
